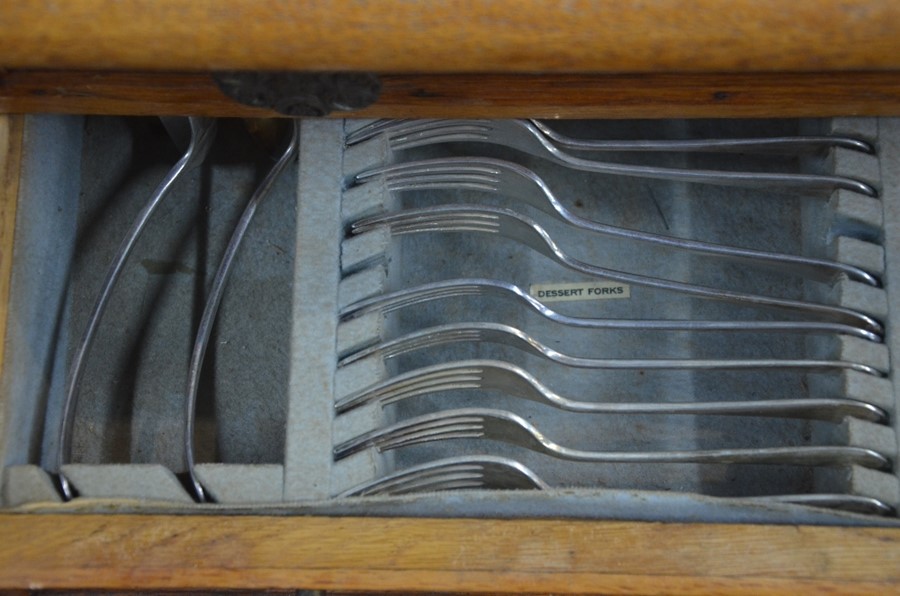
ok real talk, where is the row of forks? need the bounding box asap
[52,117,299,503]
[334,118,893,514]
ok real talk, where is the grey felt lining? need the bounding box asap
[1,115,898,524]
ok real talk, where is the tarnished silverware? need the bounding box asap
[348,119,874,155]
[334,407,891,469]
[351,205,883,336]
[339,454,893,515]
[335,359,886,422]
[56,117,217,500]
[340,278,881,342]
[352,157,878,286]
[345,119,876,196]
[338,455,549,496]
[183,121,299,502]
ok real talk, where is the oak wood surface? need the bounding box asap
[1,513,899,594]
[2,2,900,583]
[2,1,900,74]
[0,116,21,442]
[3,70,900,119]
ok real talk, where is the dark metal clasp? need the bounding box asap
[213,71,381,116]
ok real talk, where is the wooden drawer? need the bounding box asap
[2,2,900,593]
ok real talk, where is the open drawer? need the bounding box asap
[2,114,900,592]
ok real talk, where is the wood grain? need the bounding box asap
[1,1,900,74]
[3,70,900,119]
[1,514,899,593]
[0,116,21,386]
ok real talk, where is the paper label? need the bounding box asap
[529,281,631,303]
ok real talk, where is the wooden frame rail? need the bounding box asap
[3,1,900,119]
[2,1,900,74]
[2,1,900,590]
[1,514,900,594]
[2,70,900,119]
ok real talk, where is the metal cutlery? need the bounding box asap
[339,278,881,342]
[347,119,874,155]
[333,407,891,469]
[338,455,549,497]
[338,322,882,375]
[351,205,884,336]
[183,121,299,503]
[339,454,893,516]
[528,119,875,154]
[344,119,876,196]
[334,359,886,422]
[55,117,217,500]
[351,157,878,286]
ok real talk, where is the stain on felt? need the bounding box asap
[140,259,195,275]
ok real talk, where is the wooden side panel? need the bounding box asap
[2,71,900,119]
[1,1,899,74]
[1,514,899,593]
[0,115,22,422]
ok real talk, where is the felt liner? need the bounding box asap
[1,115,897,523]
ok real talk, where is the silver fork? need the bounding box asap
[333,407,891,469]
[339,278,881,342]
[338,455,894,516]
[351,206,884,336]
[183,121,299,503]
[55,117,217,501]
[344,120,877,196]
[334,359,886,423]
[337,322,882,376]
[351,157,878,286]
[338,455,550,497]
[348,119,875,154]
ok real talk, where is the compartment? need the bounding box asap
[1,114,898,526]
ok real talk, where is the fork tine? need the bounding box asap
[345,119,414,145]
[380,476,485,495]
[349,427,482,457]
[340,284,483,319]
[338,455,549,497]
[334,413,487,460]
[336,372,484,413]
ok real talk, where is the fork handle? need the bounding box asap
[550,445,889,469]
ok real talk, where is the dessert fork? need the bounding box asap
[351,205,884,336]
[337,322,882,376]
[347,119,874,155]
[338,455,549,496]
[333,407,891,469]
[55,117,217,500]
[339,278,881,342]
[339,454,893,515]
[334,359,886,422]
[528,119,874,154]
[344,119,876,196]
[183,121,299,503]
[351,157,878,286]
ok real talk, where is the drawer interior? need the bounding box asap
[1,114,898,525]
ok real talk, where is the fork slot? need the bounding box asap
[337,118,896,509]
